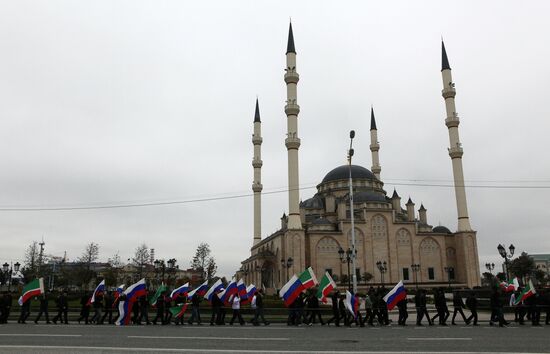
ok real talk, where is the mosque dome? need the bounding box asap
[354,190,387,203]
[321,165,375,184]
[432,225,453,234]
[300,195,324,209]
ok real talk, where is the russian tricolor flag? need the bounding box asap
[383,280,407,311]
[205,279,224,302]
[345,290,360,318]
[170,282,190,300]
[237,279,248,301]
[88,280,106,305]
[279,275,302,307]
[115,279,147,326]
[219,278,238,305]
[187,280,209,299]
[241,284,256,305]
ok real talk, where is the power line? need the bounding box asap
[0,181,548,212]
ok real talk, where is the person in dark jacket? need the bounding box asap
[137,294,150,325]
[77,292,91,324]
[338,294,348,326]
[326,291,340,326]
[465,291,479,325]
[34,292,50,324]
[52,291,68,324]
[489,288,507,327]
[163,294,173,325]
[251,290,268,326]
[305,293,324,325]
[188,294,202,325]
[527,292,541,326]
[210,290,222,326]
[152,291,166,325]
[91,292,103,324]
[415,289,432,326]
[101,291,114,324]
[0,292,12,324]
[451,291,468,325]
[18,298,31,324]
[397,297,408,325]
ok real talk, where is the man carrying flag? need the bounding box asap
[18,278,44,324]
[115,279,147,326]
[344,290,360,326]
[187,280,208,299]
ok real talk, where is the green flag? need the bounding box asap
[150,283,167,306]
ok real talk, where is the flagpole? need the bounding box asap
[348,130,358,294]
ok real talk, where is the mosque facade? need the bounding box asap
[240,24,481,291]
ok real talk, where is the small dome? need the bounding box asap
[322,165,375,184]
[354,191,387,203]
[433,226,453,234]
[311,217,332,225]
[301,195,324,209]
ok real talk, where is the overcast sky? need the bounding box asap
[0,0,548,278]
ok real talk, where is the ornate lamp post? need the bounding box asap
[485,262,495,275]
[154,259,166,285]
[376,261,388,286]
[280,257,293,284]
[166,258,177,286]
[444,266,454,290]
[2,262,20,292]
[338,247,354,291]
[497,244,515,281]
[411,263,420,290]
[347,130,358,294]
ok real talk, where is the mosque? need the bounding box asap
[240,23,481,292]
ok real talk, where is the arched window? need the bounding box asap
[371,215,387,240]
[397,229,411,246]
[317,237,339,253]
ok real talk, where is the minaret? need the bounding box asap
[441,41,472,232]
[370,107,381,180]
[284,22,302,230]
[252,99,263,246]
[406,197,415,222]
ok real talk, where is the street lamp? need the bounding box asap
[2,262,20,292]
[166,258,177,285]
[411,264,420,289]
[154,259,166,285]
[280,257,293,283]
[497,244,515,281]
[347,130,358,294]
[376,261,388,286]
[444,266,454,290]
[485,263,495,275]
[338,247,355,291]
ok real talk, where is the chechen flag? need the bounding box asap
[298,267,318,291]
[18,278,45,305]
[316,272,336,303]
[383,280,407,311]
[513,279,536,306]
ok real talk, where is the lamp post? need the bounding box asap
[347,130,358,294]
[485,263,495,275]
[154,259,166,285]
[497,244,515,281]
[444,266,454,290]
[166,258,177,286]
[411,263,420,290]
[376,261,388,286]
[2,262,20,292]
[338,247,354,291]
[280,257,293,284]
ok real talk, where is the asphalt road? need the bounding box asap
[0,322,549,354]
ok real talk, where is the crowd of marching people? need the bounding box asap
[2,271,550,328]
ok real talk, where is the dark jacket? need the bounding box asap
[453,293,465,308]
[466,294,477,310]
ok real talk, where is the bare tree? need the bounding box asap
[23,241,39,280]
[79,242,100,271]
[132,244,150,278]
[190,243,217,281]
[104,252,123,285]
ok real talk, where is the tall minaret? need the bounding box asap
[252,98,263,246]
[369,106,381,180]
[441,41,472,232]
[284,22,302,230]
